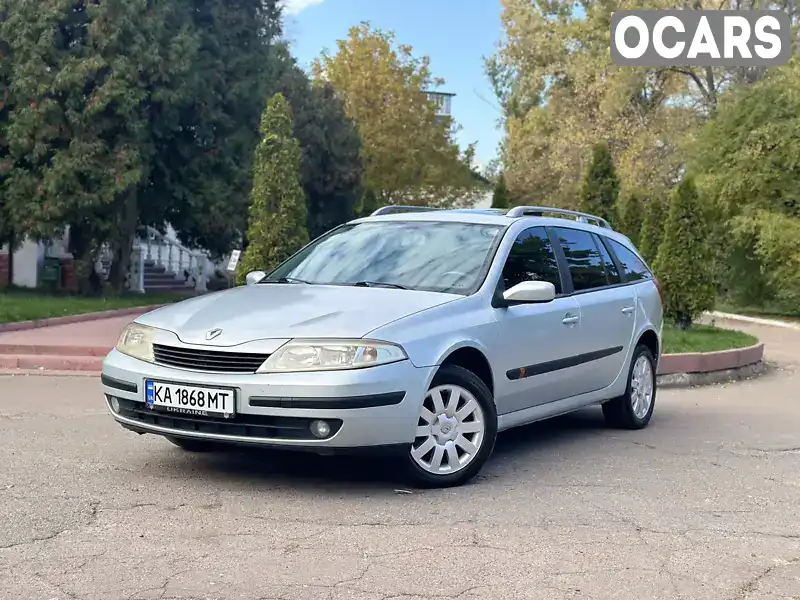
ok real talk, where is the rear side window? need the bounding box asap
[607,239,652,282]
[502,227,562,294]
[593,234,622,285]
[552,227,608,292]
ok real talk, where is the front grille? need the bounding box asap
[153,343,269,373]
[114,398,343,441]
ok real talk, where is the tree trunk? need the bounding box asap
[109,192,138,294]
[7,229,14,287]
[674,313,693,331]
[68,221,103,296]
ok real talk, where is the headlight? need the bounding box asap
[257,339,407,373]
[116,323,155,363]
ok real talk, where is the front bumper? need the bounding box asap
[101,349,436,450]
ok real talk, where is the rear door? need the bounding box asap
[550,227,637,395]
[490,226,583,415]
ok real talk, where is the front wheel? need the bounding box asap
[602,344,657,429]
[405,365,498,488]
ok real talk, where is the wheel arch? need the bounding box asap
[637,328,660,364]
[438,345,494,397]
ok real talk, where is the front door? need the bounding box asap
[489,226,585,415]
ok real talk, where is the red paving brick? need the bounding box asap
[0,314,144,373]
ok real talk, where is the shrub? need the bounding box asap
[728,210,800,309]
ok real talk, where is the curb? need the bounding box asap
[0,343,111,357]
[0,354,105,371]
[657,342,765,375]
[655,340,767,388]
[657,360,768,388]
[0,369,100,378]
[707,310,800,331]
[0,304,165,334]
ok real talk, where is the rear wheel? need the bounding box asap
[166,436,218,453]
[602,344,656,429]
[405,365,498,488]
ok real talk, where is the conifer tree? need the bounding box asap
[616,190,644,247]
[579,142,619,224]
[492,172,512,209]
[237,94,309,284]
[638,196,667,265]
[653,176,715,329]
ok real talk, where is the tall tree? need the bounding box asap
[1,0,195,292]
[691,59,800,307]
[492,172,512,209]
[0,3,14,282]
[272,46,364,239]
[579,142,619,225]
[692,61,800,222]
[653,177,715,329]
[146,0,284,258]
[312,23,482,209]
[237,94,308,284]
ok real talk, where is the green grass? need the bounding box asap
[0,289,190,324]
[716,301,800,324]
[662,323,758,354]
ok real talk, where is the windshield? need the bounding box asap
[264,221,505,295]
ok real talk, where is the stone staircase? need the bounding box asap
[143,259,195,293]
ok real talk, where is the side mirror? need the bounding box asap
[502,280,556,304]
[245,271,266,286]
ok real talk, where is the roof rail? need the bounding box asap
[505,206,612,229]
[370,205,441,216]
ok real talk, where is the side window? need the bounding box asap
[552,227,609,292]
[502,227,562,294]
[607,239,652,282]
[593,234,621,285]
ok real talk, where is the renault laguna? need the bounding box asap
[102,205,663,488]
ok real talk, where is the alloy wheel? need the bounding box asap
[411,384,486,475]
[630,354,654,419]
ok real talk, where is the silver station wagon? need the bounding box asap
[102,205,664,488]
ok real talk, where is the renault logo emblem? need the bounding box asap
[206,328,223,341]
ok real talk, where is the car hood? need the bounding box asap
[136,284,459,346]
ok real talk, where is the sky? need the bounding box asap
[281,0,506,171]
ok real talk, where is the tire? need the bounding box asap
[602,344,657,430]
[405,364,498,488]
[166,436,218,453]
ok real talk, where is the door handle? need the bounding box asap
[622,306,635,315]
[562,314,580,325]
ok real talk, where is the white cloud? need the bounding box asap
[281,0,324,15]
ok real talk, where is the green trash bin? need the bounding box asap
[41,256,62,291]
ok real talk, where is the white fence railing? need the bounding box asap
[126,228,210,294]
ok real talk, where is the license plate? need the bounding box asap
[144,380,235,418]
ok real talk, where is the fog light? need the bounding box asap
[109,396,120,413]
[310,420,331,439]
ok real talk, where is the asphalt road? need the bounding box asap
[1,321,798,600]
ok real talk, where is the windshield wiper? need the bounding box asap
[261,277,311,284]
[351,281,409,290]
